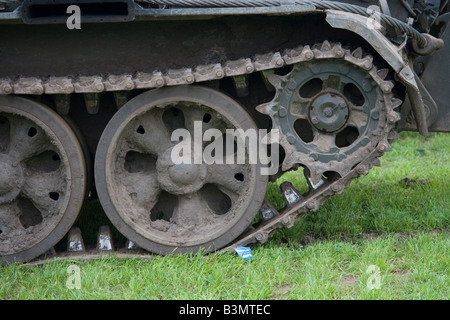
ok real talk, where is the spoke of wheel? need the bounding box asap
[303,167,327,192]
[181,106,228,137]
[323,74,345,92]
[0,203,22,234]
[126,111,172,156]
[347,105,368,130]
[312,131,337,153]
[206,163,246,197]
[172,192,214,227]
[21,169,64,216]
[122,171,161,213]
[8,116,56,161]
[290,99,309,118]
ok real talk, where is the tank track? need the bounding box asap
[5,41,400,265]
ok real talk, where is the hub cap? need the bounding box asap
[309,92,349,132]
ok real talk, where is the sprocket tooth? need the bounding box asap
[332,43,345,57]
[260,129,280,145]
[321,40,332,52]
[261,70,276,92]
[352,47,363,59]
[362,55,374,70]
[302,45,314,60]
[392,98,403,109]
[281,151,298,172]
[256,101,275,116]
[266,73,283,89]
[377,68,389,80]
[306,168,325,189]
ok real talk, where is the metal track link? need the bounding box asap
[27,225,155,265]
[0,53,284,99]
[22,41,400,265]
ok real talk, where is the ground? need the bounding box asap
[0,131,448,300]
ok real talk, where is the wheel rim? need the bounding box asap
[95,86,267,254]
[0,97,86,263]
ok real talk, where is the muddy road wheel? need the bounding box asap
[95,86,268,254]
[0,96,87,264]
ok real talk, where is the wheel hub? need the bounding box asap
[156,148,207,195]
[309,92,349,133]
[169,163,200,185]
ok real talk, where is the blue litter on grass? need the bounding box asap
[235,246,253,260]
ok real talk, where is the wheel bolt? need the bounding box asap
[255,233,265,242]
[95,83,103,92]
[281,217,291,226]
[377,143,389,152]
[331,183,343,193]
[3,85,12,94]
[278,107,287,117]
[216,70,224,78]
[311,117,319,124]
[357,165,369,175]
[306,201,316,210]
[185,75,194,83]
[364,61,373,70]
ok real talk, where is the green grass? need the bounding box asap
[1,132,449,300]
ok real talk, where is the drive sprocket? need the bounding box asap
[256,41,402,186]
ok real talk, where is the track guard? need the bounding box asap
[325,9,430,136]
